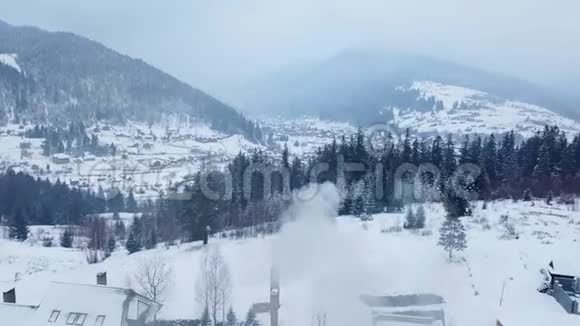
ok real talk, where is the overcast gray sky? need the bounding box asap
[2,0,579,99]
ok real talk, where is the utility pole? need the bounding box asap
[270,265,280,326]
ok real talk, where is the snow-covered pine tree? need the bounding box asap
[439,181,469,259]
[403,206,416,229]
[362,175,376,220]
[9,212,29,241]
[441,185,471,219]
[126,216,143,254]
[523,189,532,202]
[352,196,364,217]
[245,308,259,326]
[126,190,138,213]
[351,180,365,217]
[546,191,554,205]
[415,205,426,229]
[226,307,237,326]
[114,220,126,240]
[60,228,74,248]
[106,236,116,254]
[533,142,552,178]
[438,216,467,259]
[145,228,158,250]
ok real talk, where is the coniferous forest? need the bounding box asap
[126,124,580,246]
[0,170,114,226]
[3,124,580,246]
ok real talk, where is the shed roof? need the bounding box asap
[0,302,37,326]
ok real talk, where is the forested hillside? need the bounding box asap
[0,20,258,138]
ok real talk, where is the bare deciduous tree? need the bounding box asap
[135,255,172,303]
[196,247,232,325]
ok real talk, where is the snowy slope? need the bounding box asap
[259,116,356,158]
[390,81,580,138]
[2,185,580,326]
[0,119,270,201]
[0,53,21,73]
[0,116,352,201]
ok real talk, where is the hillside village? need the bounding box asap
[0,117,351,201]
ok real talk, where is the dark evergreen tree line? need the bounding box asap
[5,124,579,248]
[304,125,580,210]
[150,124,580,246]
[0,170,114,229]
[25,121,111,157]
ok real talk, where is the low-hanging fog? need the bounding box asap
[2,0,580,100]
[273,183,375,326]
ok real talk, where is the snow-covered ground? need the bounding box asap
[0,117,353,200]
[0,53,21,73]
[0,119,263,200]
[2,184,580,326]
[256,116,357,158]
[391,81,580,139]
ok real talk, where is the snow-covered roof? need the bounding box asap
[550,260,580,278]
[51,153,70,160]
[0,303,37,325]
[22,282,161,326]
[0,280,14,292]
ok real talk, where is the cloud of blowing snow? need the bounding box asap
[273,182,373,326]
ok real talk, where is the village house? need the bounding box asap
[83,152,97,161]
[1,274,161,326]
[51,153,71,165]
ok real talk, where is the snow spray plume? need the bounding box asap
[274,182,372,326]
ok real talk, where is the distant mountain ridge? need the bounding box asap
[235,49,579,126]
[389,81,580,138]
[0,19,257,138]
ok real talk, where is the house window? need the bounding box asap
[67,313,77,324]
[66,313,88,326]
[48,310,61,323]
[76,313,87,326]
[94,315,106,326]
[137,300,150,317]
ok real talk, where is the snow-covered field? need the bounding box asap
[391,81,580,139]
[2,183,580,326]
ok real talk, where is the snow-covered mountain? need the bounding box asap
[0,20,254,137]
[234,49,580,131]
[389,81,580,138]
